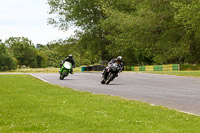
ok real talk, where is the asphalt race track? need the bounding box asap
[32,72,200,115]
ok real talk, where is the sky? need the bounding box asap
[0,0,75,45]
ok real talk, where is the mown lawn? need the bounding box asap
[0,74,200,132]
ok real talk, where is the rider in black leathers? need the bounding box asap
[60,54,75,74]
[102,56,124,77]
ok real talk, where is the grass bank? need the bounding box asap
[142,71,200,77]
[0,74,200,132]
[1,67,81,73]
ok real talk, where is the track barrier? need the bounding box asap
[81,65,105,72]
[81,64,179,72]
[125,64,180,71]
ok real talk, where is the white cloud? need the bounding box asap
[0,0,75,44]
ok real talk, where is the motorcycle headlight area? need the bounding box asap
[64,63,71,69]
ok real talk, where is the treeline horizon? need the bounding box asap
[47,0,200,64]
[1,0,200,71]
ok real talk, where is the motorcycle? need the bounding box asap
[59,61,72,80]
[101,62,121,84]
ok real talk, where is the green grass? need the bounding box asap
[1,67,81,73]
[180,64,200,70]
[0,75,200,132]
[142,71,200,77]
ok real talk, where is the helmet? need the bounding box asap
[68,54,73,59]
[117,56,122,63]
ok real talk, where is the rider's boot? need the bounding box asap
[70,69,74,74]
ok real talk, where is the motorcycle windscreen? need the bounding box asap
[64,62,72,69]
[111,63,118,71]
[111,66,117,71]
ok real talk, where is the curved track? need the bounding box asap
[32,72,200,115]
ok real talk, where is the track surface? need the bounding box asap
[33,72,200,115]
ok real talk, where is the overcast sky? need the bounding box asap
[0,0,75,45]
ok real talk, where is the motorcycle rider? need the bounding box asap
[60,54,75,74]
[102,56,124,77]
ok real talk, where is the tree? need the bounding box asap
[36,50,48,68]
[5,37,37,68]
[41,41,63,67]
[48,0,200,65]
[172,0,200,63]
[48,0,109,61]
[0,40,17,71]
[100,0,193,65]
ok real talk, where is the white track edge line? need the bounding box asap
[30,74,51,84]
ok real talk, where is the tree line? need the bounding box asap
[47,0,200,65]
[0,36,97,71]
[0,37,62,71]
[1,0,200,71]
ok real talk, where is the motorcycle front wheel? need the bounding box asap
[60,71,66,80]
[105,73,115,84]
[101,76,106,84]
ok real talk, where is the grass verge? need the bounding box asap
[0,74,200,132]
[1,67,81,73]
[141,71,200,77]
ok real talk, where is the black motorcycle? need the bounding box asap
[101,62,121,84]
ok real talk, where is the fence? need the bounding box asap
[125,64,179,71]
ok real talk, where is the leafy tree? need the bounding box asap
[5,37,37,68]
[44,49,61,67]
[36,50,48,68]
[48,0,200,65]
[172,0,200,63]
[48,0,109,61]
[41,41,63,67]
[0,40,17,71]
[100,0,193,65]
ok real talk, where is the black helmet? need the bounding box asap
[117,56,122,62]
[68,54,73,59]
